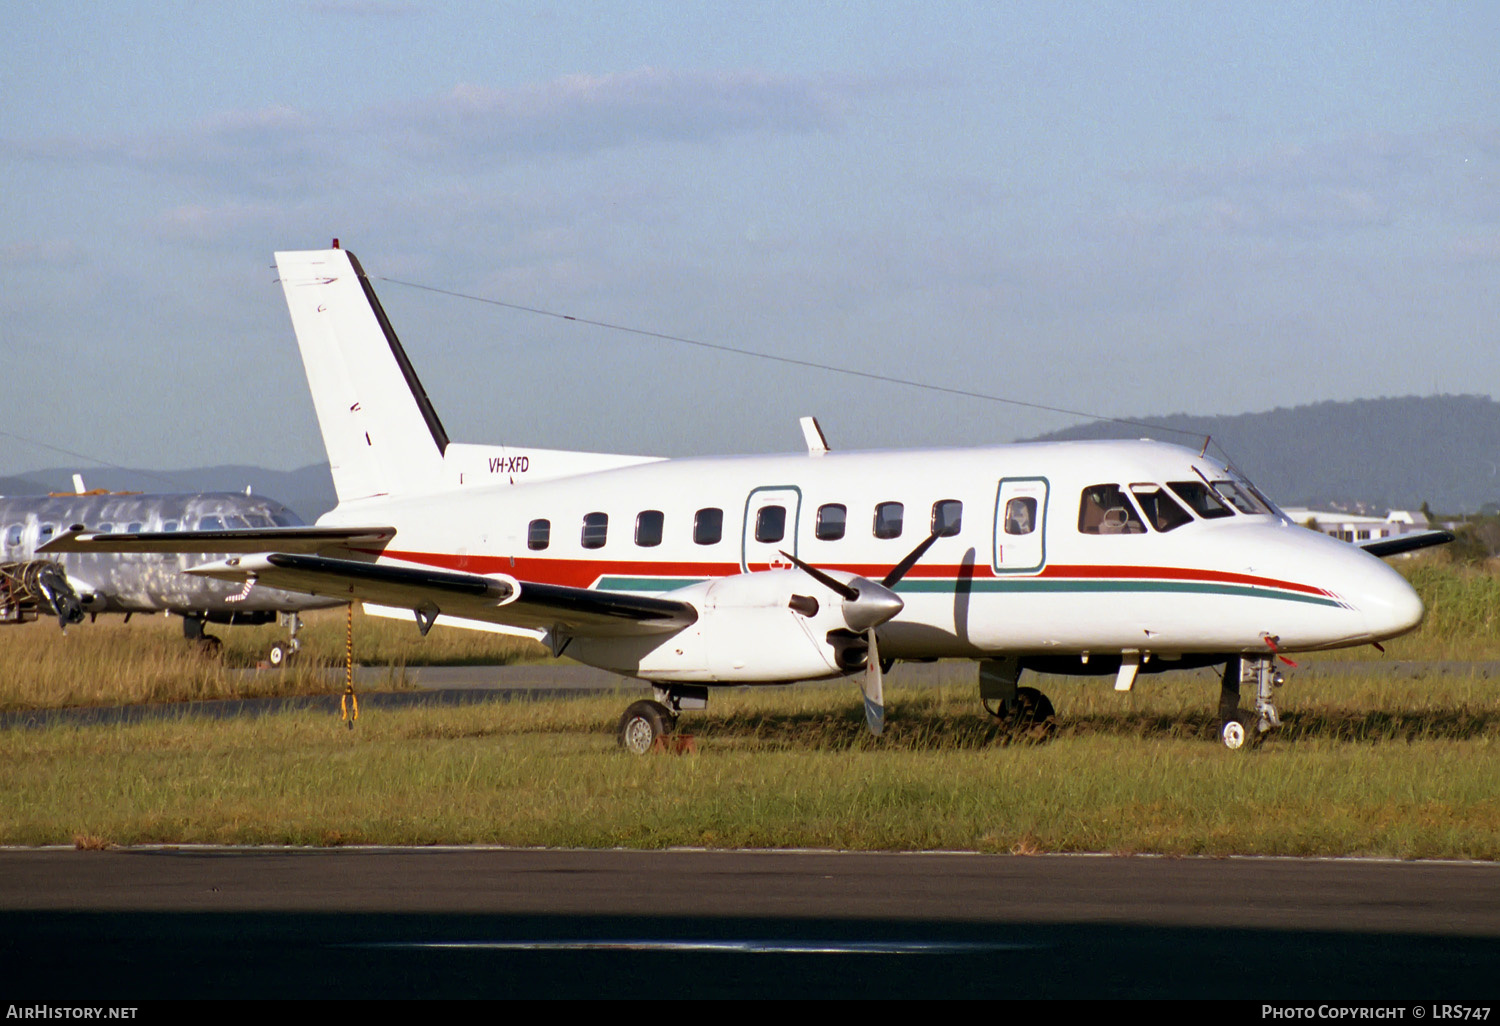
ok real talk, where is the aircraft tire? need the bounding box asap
[1015,686,1057,741]
[1220,712,1258,751]
[617,700,676,755]
[268,643,292,667]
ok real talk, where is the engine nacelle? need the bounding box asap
[570,569,863,682]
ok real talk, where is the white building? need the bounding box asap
[1280,507,1433,544]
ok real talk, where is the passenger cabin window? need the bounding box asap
[1078,485,1146,535]
[755,505,786,544]
[873,502,904,539]
[162,520,179,532]
[581,512,608,549]
[528,518,551,551]
[1168,481,1233,519]
[3,525,21,549]
[635,510,664,547]
[97,522,113,534]
[816,503,847,540]
[694,508,723,545]
[1004,497,1038,535]
[1130,484,1192,532]
[932,499,962,537]
[38,524,56,544]
[126,522,144,534]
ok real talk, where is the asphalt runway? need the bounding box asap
[1,847,1497,1000]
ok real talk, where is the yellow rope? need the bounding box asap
[340,602,358,729]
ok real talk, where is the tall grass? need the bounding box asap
[0,606,545,710]
[3,678,1495,856]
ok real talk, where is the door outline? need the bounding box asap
[741,485,802,572]
[993,477,1049,574]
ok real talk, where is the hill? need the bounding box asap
[1026,394,1500,513]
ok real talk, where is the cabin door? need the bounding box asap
[741,486,802,572]
[993,477,1048,573]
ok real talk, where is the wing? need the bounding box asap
[186,552,698,637]
[1358,530,1455,558]
[38,525,395,556]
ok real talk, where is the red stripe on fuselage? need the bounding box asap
[377,549,1332,599]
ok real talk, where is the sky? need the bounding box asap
[2,1,1498,482]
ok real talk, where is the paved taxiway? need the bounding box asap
[1,848,1496,999]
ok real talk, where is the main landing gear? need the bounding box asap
[1218,654,1282,751]
[979,657,1058,742]
[616,684,706,754]
[181,613,222,655]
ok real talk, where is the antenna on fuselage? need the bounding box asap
[800,416,829,455]
[1199,435,1211,458]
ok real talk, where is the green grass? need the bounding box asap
[3,676,1496,857]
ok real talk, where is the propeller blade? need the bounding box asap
[860,628,885,736]
[778,549,859,601]
[881,530,942,589]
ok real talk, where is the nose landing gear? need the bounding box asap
[1219,654,1282,750]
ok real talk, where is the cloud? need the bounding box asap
[1115,127,1498,239]
[381,68,849,163]
[2,68,852,197]
[3,104,328,194]
[0,238,84,269]
[302,0,418,15]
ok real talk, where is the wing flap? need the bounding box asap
[188,552,698,637]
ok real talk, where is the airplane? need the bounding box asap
[43,244,1453,750]
[5,483,341,662]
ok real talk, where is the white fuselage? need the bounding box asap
[321,438,1423,682]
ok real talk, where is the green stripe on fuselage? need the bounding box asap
[594,574,1340,608]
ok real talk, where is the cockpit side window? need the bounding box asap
[1168,481,1233,519]
[1130,484,1193,532]
[1078,484,1146,535]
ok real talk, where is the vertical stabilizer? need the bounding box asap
[275,247,449,502]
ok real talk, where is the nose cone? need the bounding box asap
[1357,556,1425,641]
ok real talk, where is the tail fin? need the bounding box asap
[275,247,449,503]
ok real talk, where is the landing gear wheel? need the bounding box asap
[268,642,293,667]
[995,686,1056,742]
[1220,712,1258,751]
[617,700,677,755]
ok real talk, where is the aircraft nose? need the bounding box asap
[1357,558,1425,641]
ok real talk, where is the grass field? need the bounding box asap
[1,554,1496,856]
[2,674,1495,856]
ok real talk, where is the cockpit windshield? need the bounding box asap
[1211,480,1271,515]
[1168,481,1234,519]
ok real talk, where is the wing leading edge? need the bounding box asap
[1357,530,1455,558]
[187,552,698,637]
[39,525,397,556]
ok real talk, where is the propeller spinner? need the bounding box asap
[778,530,942,735]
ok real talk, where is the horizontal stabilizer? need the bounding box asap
[1357,530,1455,558]
[188,552,698,637]
[39,525,395,556]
